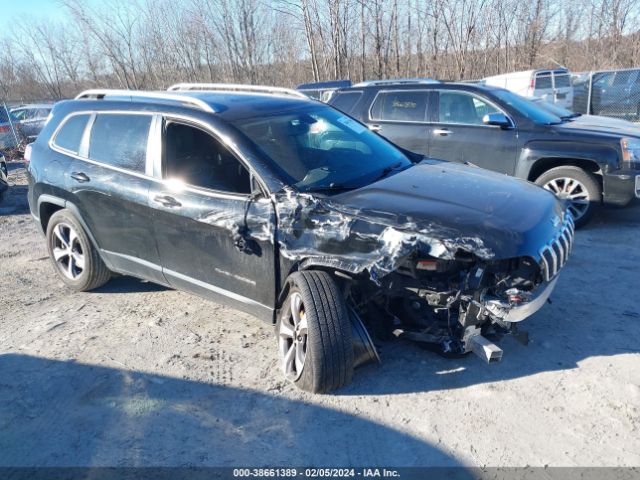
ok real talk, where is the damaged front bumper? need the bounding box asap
[483,275,559,323]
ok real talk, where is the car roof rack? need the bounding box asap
[296,80,352,90]
[167,83,308,99]
[74,89,217,113]
[353,78,440,87]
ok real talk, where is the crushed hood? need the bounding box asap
[326,161,565,260]
[273,161,567,279]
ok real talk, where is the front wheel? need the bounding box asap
[46,209,111,291]
[276,271,354,393]
[535,166,601,227]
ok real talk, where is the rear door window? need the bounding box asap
[554,74,571,88]
[330,92,362,113]
[535,73,552,90]
[89,113,152,173]
[370,91,429,122]
[53,114,91,154]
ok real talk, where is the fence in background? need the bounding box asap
[572,68,640,123]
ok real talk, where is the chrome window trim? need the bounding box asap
[368,89,431,124]
[431,89,516,128]
[49,109,272,200]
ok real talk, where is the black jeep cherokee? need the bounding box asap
[330,80,640,226]
[27,84,573,393]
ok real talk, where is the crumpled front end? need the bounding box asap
[349,214,575,360]
[274,185,575,361]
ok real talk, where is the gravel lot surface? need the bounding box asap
[1,161,639,468]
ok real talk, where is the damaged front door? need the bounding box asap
[150,118,276,320]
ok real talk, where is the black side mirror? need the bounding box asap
[482,112,512,128]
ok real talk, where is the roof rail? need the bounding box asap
[353,78,440,87]
[167,83,308,99]
[74,89,216,113]
[296,79,352,90]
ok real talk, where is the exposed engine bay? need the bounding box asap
[342,248,566,364]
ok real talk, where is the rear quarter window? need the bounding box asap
[89,114,152,173]
[330,91,362,113]
[53,114,91,154]
[370,91,429,122]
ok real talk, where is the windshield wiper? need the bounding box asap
[372,162,405,183]
[304,162,408,194]
[561,113,582,120]
[304,184,359,194]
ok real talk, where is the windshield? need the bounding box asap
[491,89,563,125]
[231,105,412,192]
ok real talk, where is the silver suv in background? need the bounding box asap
[10,104,53,141]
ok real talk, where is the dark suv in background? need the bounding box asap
[330,80,640,226]
[28,84,573,392]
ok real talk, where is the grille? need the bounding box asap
[539,215,575,282]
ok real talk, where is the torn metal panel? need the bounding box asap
[187,161,573,356]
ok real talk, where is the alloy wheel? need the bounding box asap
[543,177,590,221]
[278,292,308,381]
[51,222,85,280]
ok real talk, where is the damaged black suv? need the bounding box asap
[28,84,574,393]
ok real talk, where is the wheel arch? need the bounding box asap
[527,157,602,183]
[38,195,101,251]
[275,258,357,323]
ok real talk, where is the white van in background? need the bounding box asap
[483,68,574,109]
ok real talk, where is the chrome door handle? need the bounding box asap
[70,172,90,183]
[369,124,382,132]
[153,195,182,208]
[433,128,452,136]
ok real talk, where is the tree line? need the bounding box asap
[1,0,639,102]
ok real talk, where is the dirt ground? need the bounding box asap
[1,160,639,468]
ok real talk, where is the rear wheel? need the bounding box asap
[535,166,601,227]
[276,271,354,393]
[46,209,111,291]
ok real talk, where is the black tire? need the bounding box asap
[276,271,354,393]
[535,166,601,228]
[46,209,111,291]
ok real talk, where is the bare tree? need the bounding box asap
[1,0,640,102]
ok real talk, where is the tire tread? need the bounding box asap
[287,270,354,393]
